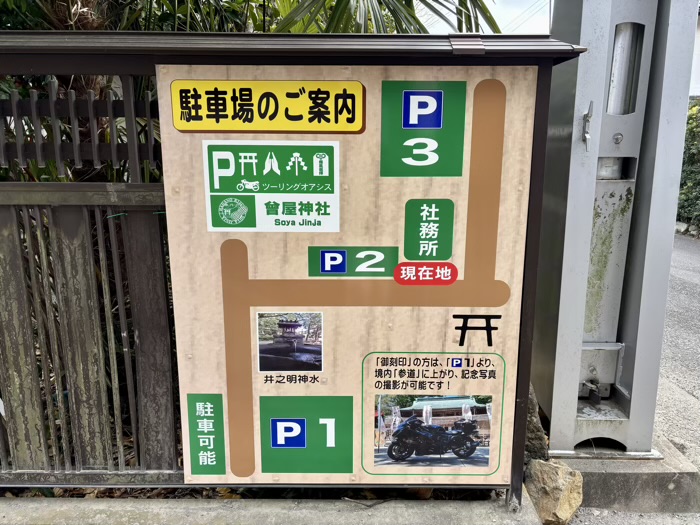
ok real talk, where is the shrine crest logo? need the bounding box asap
[218,197,249,225]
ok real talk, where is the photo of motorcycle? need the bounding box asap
[387,415,481,461]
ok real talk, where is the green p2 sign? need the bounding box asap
[380,81,467,177]
[308,246,399,277]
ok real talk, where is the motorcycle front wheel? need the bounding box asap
[387,442,414,461]
[452,439,478,459]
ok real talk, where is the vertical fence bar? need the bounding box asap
[145,91,155,166]
[144,90,155,180]
[106,91,119,172]
[95,207,125,471]
[122,211,176,470]
[21,205,57,469]
[0,110,7,168]
[0,206,49,470]
[0,413,9,470]
[87,91,102,169]
[50,206,112,470]
[10,91,24,168]
[68,90,82,168]
[47,81,65,178]
[35,207,72,471]
[29,91,44,168]
[107,208,139,466]
[121,76,142,183]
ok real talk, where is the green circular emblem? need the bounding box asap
[218,197,248,226]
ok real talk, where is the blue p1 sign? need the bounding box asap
[402,90,443,129]
[320,250,347,274]
[271,418,306,448]
[450,358,463,368]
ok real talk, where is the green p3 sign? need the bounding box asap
[380,81,467,177]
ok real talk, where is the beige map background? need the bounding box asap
[157,64,537,485]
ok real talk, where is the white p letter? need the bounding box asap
[409,95,438,125]
[213,151,235,190]
[276,422,302,445]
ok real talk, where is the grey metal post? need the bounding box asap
[533,0,696,454]
[617,0,697,451]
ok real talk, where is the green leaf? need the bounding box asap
[415,0,458,32]
[366,0,386,33]
[273,0,327,32]
[472,0,500,33]
[325,0,353,33]
[382,0,426,33]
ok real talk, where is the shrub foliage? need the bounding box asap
[678,102,700,226]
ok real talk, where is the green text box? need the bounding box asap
[380,81,467,177]
[188,394,226,476]
[404,199,454,261]
[308,246,399,277]
[260,396,353,474]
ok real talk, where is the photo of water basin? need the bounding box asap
[257,313,323,372]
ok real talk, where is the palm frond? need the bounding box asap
[274,0,327,32]
[472,0,500,32]
[414,0,459,33]
[274,0,498,34]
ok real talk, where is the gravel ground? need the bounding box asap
[571,508,700,524]
[654,235,700,469]
[571,234,700,523]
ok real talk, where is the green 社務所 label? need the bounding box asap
[404,199,454,261]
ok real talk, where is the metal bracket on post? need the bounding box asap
[583,101,593,152]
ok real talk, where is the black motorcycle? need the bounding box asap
[387,415,481,461]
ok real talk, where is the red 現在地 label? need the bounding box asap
[393,262,458,286]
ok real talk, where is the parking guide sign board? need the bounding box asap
[157,63,541,487]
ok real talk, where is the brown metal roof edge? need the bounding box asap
[0,32,584,74]
[0,31,584,55]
